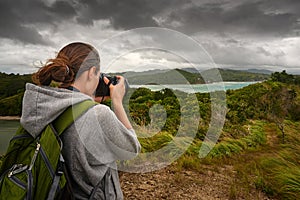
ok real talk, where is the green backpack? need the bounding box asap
[0,100,97,200]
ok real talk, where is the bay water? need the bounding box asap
[0,120,19,154]
[131,81,258,93]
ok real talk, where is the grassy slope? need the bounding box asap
[133,120,297,199]
[118,119,299,199]
[128,81,300,199]
[236,121,300,200]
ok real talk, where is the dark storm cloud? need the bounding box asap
[165,0,300,37]
[75,0,185,29]
[0,0,184,44]
[73,0,300,38]
[75,0,300,37]
[0,0,77,44]
[262,0,300,14]
[1,0,300,44]
[223,1,299,37]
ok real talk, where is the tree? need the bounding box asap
[266,87,297,143]
[271,70,295,84]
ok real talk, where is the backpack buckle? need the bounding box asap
[8,164,28,178]
[56,154,65,176]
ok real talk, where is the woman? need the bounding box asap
[20,42,140,199]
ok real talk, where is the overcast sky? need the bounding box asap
[0,0,299,74]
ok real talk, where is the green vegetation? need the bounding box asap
[203,68,270,82]
[0,72,32,116]
[0,70,299,198]
[0,72,32,99]
[125,70,300,199]
[271,70,300,85]
[0,93,24,116]
[208,121,267,158]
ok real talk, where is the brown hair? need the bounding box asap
[32,42,100,88]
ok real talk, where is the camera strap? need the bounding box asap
[66,86,80,92]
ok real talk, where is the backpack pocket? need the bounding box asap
[0,164,34,200]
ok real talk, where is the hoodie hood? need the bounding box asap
[20,83,92,138]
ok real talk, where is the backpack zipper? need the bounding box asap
[29,142,41,170]
[39,146,55,178]
[26,170,33,200]
[9,176,26,190]
[11,134,32,141]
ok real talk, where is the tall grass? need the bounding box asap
[207,121,267,158]
[181,120,300,199]
[257,157,300,199]
[255,121,300,199]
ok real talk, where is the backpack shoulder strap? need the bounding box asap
[52,100,98,136]
[47,100,97,200]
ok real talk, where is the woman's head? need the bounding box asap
[33,42,100,88]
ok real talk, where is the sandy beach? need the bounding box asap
[0,116,20,120]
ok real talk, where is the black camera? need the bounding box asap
[95,73,129,97]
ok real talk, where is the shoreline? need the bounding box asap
[0,116,20,120]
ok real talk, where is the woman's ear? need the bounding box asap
[88,66,97,80]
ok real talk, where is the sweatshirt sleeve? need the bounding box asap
[94,104,141,161]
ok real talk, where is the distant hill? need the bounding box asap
[123,69,203,85]
[242,68,273,74]
[179,68,200,74]
[180,67,273,75]
[122,68,270,84]
[215,68,270,82]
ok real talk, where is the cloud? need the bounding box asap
[2,0,299,44]
[193,33,300,72]
[0,0,76,45]
[163,0,300,38]
[0,0,186,44]
[0,0,299,74]
[74,0,184,29]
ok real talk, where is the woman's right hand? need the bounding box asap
[104,75,125,103]
[104,75,132,129]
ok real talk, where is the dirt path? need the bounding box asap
[119,164,272,200]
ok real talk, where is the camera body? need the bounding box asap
[95,73,129,97]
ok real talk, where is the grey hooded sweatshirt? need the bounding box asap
[20,83,141,199]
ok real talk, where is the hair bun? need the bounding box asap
[32,42,100,87]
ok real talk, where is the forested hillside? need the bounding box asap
[126,71,300,140]
[0,72,32,99]
[0,73,32,115]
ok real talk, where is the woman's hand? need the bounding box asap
[103,75,132,129]
[94,75,125,103]
[105,75,125,103]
